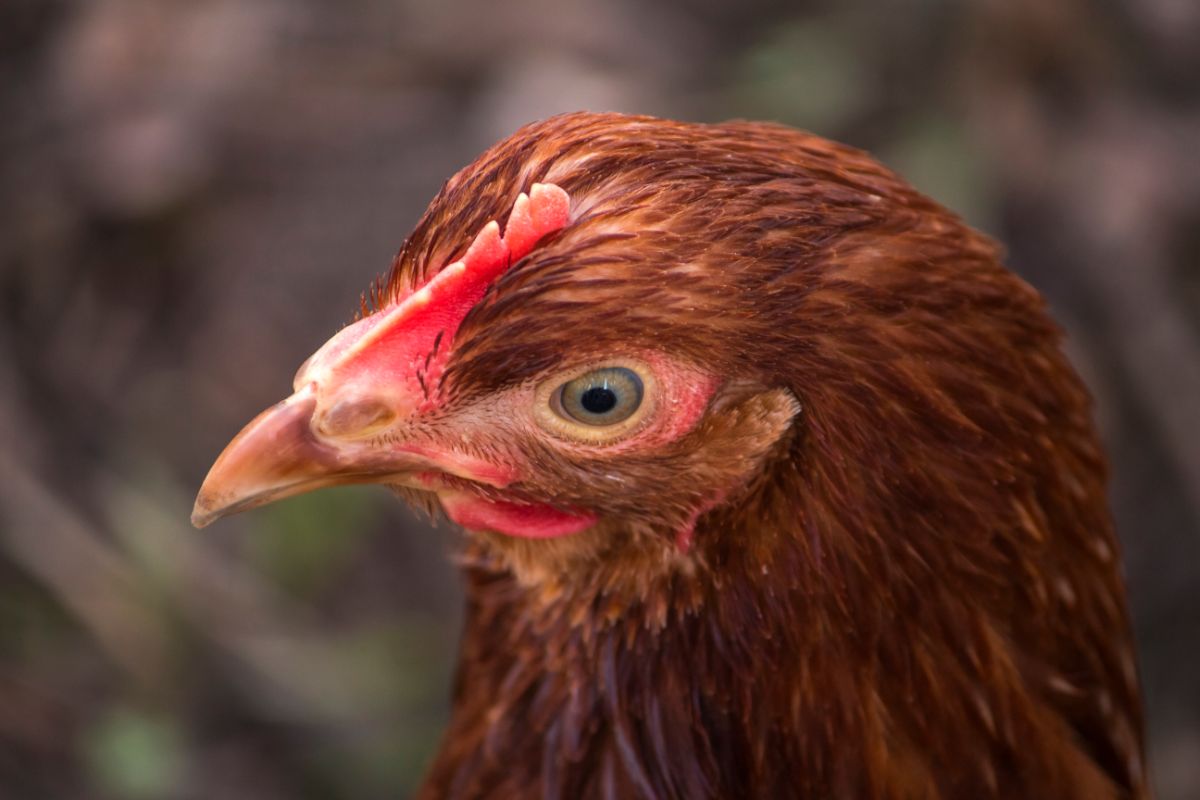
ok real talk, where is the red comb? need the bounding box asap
[306,183,571,413]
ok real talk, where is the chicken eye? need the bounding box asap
[553,367,644,426]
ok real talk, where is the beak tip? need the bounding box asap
[191,483,230,529]
[190,498,217,529]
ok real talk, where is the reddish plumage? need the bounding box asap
[195,112,1148,798]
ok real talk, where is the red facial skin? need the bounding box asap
[427,353,722,539]
[191,183,722,545]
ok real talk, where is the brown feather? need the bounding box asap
[366,113,1148,799]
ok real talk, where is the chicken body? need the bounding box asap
[194,113,1148,799]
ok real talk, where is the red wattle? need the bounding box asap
[440,491,596,539]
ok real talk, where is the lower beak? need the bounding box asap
[191,384,412,528]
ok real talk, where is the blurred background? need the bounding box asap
[1,0,1198,797]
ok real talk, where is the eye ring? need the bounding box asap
[533,360,657,444]
[552,367,644,426]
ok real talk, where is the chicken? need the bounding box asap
[192,112,1148,799]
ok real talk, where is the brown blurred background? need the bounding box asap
[1,0,1197,797]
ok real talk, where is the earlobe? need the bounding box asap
[676,385,801,490]
[668,386,801,552]
[714,386,802,456]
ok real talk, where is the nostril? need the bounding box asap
[317,397,396,439]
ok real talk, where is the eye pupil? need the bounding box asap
[580,386,617,414]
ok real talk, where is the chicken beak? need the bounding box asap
[190,383,410,528]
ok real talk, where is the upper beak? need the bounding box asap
[191,384,411,528]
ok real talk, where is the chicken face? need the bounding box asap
[193,172,800,571]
